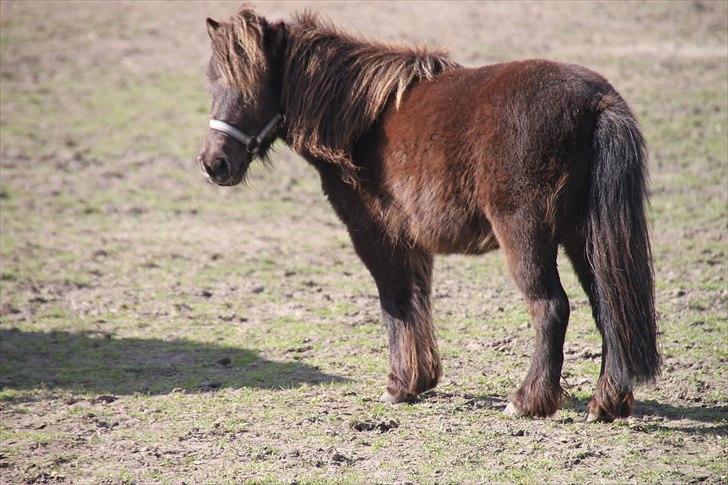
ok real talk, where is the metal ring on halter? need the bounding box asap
[246,137,260,155]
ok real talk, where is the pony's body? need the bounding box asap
[338,61,598,256]
[198,8,659,422]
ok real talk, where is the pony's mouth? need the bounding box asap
[214,175,244,186]
[205,169,245,187]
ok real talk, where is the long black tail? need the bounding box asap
[588,93,660,388]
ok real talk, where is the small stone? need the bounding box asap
[351,421,376,432]
[198,381,222,391]
[331,451,351,464]
[284,344,313,354]
[377,419,399,433]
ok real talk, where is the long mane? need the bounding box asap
[282,12,459,183]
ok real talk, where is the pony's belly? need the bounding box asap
[402,207,498,255]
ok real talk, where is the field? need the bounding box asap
[1,1,726,483]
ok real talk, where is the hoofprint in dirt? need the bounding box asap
[0,1,726,483]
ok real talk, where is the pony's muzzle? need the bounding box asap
[198,125,253,186]
[208,157,230,181]
[198,154,230,184]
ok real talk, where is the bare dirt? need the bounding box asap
[1,1,726,483]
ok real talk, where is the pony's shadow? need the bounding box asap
[567,396,728,434]
[419,390,727,435]
[0,328,348,401]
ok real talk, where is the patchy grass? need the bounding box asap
[1,1,726,483]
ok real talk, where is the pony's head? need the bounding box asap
[197,7,286,186]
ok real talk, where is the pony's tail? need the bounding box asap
[587,93,660,388]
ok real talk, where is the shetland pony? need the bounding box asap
[197,6,659,422]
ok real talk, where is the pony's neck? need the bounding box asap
[275,14,457,183]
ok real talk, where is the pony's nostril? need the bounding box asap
[209,158,229,180]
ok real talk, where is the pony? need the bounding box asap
[197,6,660,422]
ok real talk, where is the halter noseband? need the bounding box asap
[209,114,283,155]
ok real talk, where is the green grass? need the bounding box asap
[1,1,726,483]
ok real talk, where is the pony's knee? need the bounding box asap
[548,290,570,323]
[380,293,409,321]
[528,288,570,332]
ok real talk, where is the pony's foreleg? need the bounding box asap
[349,232,441,402]
[321,171,440,403]
[377,250,441,403]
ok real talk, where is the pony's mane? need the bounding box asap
[282,12,459,182]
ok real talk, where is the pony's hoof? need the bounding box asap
[379,391,415,404]
[503,402,524,417]
[586,411,614,423]
[380,391,402,404]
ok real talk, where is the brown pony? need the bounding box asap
[197,6,660,422]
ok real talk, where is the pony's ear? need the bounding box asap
[206,17,221,40]
[237,3,257,19]
[264,20,287,58]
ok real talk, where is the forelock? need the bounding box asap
[208,9,268,103]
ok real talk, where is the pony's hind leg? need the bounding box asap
[563,231,634,422]
[491,214,570,417]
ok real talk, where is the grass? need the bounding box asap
[0,1,726,483]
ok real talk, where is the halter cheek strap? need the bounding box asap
[209,114,283,155]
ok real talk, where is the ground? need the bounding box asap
[0,1,726,483]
